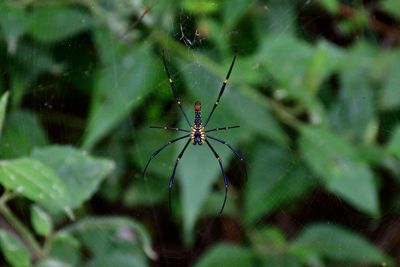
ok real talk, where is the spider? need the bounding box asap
[143,51,246,214]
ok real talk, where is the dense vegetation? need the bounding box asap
[0,0,400,266]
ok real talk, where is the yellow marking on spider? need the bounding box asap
[169,78,173,83]
[224,79,228,83]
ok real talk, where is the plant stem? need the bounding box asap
[0,203,43,258]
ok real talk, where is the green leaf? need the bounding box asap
[329,67,375,142]
[222,0,251,29]
[380,0,400,18]
[83,252,147,267]
[35,258,73,267]
[379,55,400,111]
[0,110,48,159]
[387,125,400,160]
[315,0,339,14]
[299,126,379,216]
[0,158,73,218]
[292,224,387,264]
[0,91,9,138]
[83,44,162,149]
[193,243,253,267]
[0,3,27,54]
[32,145,115,208]
[27,4,93,43]
[255,36,343,125]
[181,0,220,14]
[59,217,156,260]
[0,230,30,267]
[250,226,287,254]
[178,140,231,240]
[31,204,53,237]
[245,142,315,224]
[48,234,81,266]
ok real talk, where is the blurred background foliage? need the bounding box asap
[0,0,400,266]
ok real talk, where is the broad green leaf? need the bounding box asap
[181,0,220,14]
[0,158,73,218]
[329,67,375,142]
[27,5,93,43]
[134,127,180,179]
[32,145,115,208]
[245,142,315,224]
[265,0,296,34]
[387,125,400,160]
[0,3,27,53]
[0,91,9,137]
[292,224,387,264]
[178,139,231,240]
[31,204,53,237]
[255,36,343,125]
[380,0,400,18]
[59,217,156,260]
[83,44,162,149]
[299,126,379,216]
[48,234,80,266]
[0,110,48,159]
[36,259,73,267]
[84,252,147,267]
[379,56,400,111]
[123,176,166,206]
[193,243,253,267]
[0,230,30,267]
[14,41,62,76]
[222,0,252,29]
[250,226,287,254]
[315,0,339,14]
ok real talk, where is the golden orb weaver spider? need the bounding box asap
[143,51,247,214]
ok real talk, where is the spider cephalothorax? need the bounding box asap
[143,52,246,214]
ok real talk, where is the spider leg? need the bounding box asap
[162,51,191,127]
[204,56,236,127]
[150,126,190,133]
[205,140,228,214]
[143,134,190,178]
[168,139,191,214]
[205,125,240,133]
[207,135,247,181]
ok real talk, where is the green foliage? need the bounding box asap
[0,158,73,217]
[27,4,94,43]
[0,0,399,266]
[292,224,387,264]
[83,43,162,149]
[192,243,253,267]
[31,205,53,237]
[0,91,9,137]
[32,145,115,208]
[300,126,379,216]
[0,230,30,267]
[0,110,48,158]
[245,142,314,224]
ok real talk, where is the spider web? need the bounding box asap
[7,0,398,266]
